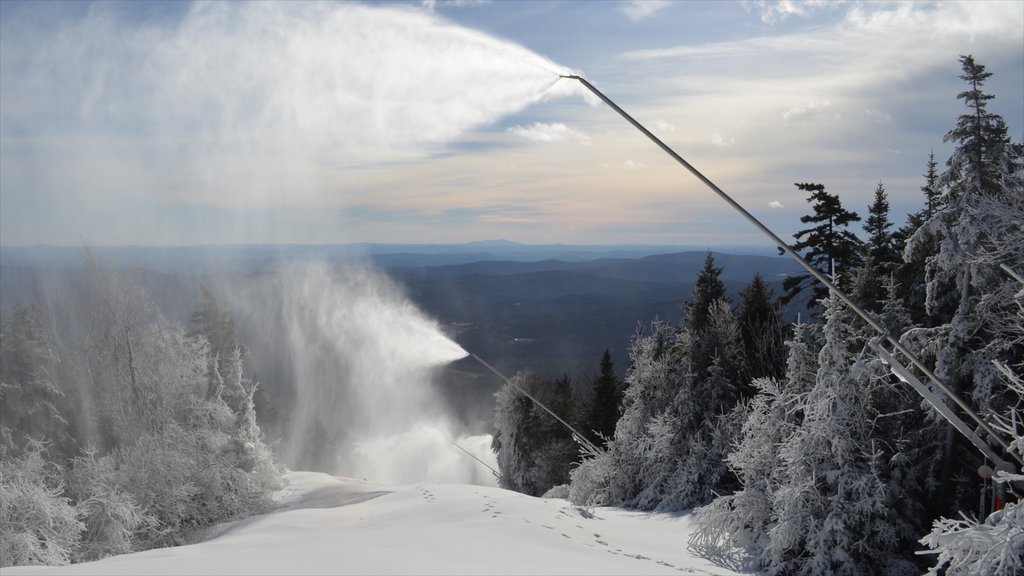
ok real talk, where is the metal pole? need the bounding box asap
[560,74,1020,468]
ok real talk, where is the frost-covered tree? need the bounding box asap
[66,448,153,562]
[0,305,68,458]
[569,322,689,508]
[905,55,1024,511]
[491,371,576,496]
[0,442,83,568]
[684,252,729,335]
[690,323,815,568]
[764,295,913,576]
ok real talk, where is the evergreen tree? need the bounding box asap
[189,286,242,380]
[690,322,817,568]
[922,150,943,220]
[737,274,787,382]
[765,294,912,575]
[0,305,68,458]
[864,181,895,266]
[941,55,1016,201]
[782,183,864,309]
[584,350,622,449]
[491,371,576,496]
[684,252,728,334]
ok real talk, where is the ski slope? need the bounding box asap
[2,471,749,575]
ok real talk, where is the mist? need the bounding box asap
[224,261,498,485]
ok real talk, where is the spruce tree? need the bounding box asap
[684,252,728,334]
[737,274,787,382]
[765,294,911,576]
[781,183,864,309]
[904,53,1023,517]
[864,181,895,266]
[585,350,622,448]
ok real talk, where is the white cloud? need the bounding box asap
[653,119,676,132]
[769,200,784,209]
[422,0,490,10]
[619,1,670,22]
[782,100,832,123]
[862,108,892,123]
[507,122,591,145]
[745,0,833,24]
[622,159,647,170]
[711,133,735,147]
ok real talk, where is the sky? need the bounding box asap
[1,0,1021,247]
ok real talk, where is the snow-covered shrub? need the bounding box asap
[0,442,83,567]
[567,444,616,507]
[542,484,569,499]
[67,448,154,562]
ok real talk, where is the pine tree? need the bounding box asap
[893,151,945,326]
[737,274,787,382]
[189,286,242,380]
[864,181,895,266]
[0,305,68,458]
[684,252,728,334]
[765,294,912,575]
[782,183,864,309]
[584,350,622,448]
[690,323,816,568]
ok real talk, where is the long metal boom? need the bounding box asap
[559,74,1020,468]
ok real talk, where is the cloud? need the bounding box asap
[745,0,833,24]
[653,119,676,132]
[782,100,832,123]
[862,108,892,123]
[422,0,490,11]
[619,1,670,22]
[769,200,784,209]
[622,159,647,170]
[711,133,735,147]
[507,122,591,145]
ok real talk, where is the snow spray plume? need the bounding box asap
[0,1,585,237]
[226,262,498,485]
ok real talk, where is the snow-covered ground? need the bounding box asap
[2,471,749,575]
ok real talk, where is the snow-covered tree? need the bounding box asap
[0,441,83,568]
[764,294,913,576]
[0,304,68,458]
[690,323,815,568]
[491,371,576,496]
[905,54,1024,512]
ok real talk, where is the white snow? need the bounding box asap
[1,471,749,575]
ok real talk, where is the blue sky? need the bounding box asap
[1,0,1021,246]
